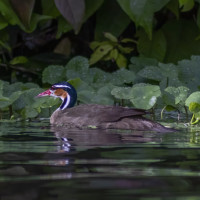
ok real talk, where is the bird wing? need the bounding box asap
[61,104,147,123]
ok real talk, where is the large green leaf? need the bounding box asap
[162,20,200,63]
[177,56,200,92]
[138,63,182,89]
[164,86,190,107]
[111,84,161,109]
[65,56,90,81]
[129,84,161,109]
[95,0,130,40]
[10,0,35,27]
[0,0,50,32]
[138,29,167,62]
[42,65,65,84]
[129,56,158,73]
[179,0,194,12]
[91,84,115,105]
[185,92,200,107]
[0,0,24,28]
[117,0,170,39]
[56,16,72,38]
[42,0,60,18]
[84,0,104,21]
[111,68,136,85]
[54,0,85,33]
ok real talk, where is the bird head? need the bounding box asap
[37,82,77,110]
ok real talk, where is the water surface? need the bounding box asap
[0,120,200,199]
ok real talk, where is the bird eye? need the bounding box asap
[51,86,56,90]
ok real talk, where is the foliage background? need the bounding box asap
[1,0,200,122]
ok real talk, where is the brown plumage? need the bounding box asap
[50,104,175,132]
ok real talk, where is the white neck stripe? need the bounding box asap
[61,95,71,110]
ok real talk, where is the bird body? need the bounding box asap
[37,82,175,132]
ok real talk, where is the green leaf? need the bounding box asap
[84,0,104,21]
[109,49,119,60]
[138,63,182,89]
[111,68,136,85]
[42,65,65,84]
[121,38,136,43]
[0,14,8,30]
[138,29,167,62]
[54,0,85,33]
[129,56,158,73]
[185,91,200,107]
[164,86,190,106]
[90,41,101,50]
[117,0,170,39]
[104,32,118,42]
[56,16,72,38]
[129,84,161,109]
[177,56,200,91]
[118,45,134,54]
[66,56,90,81]
[197,6,200,29]
[116,53,127,68]
[28,13,52,33]
[111,87,133,99]
[42,0,60,18]
[89,44,113,65]
[0,0,25,29]
[162,19,200,63]
[189,102,200,113]
[166,0,179,19]
[0,91,23,109]
[112,84,161,109]
[95,0,130,40]
[91,84,115,105]
[179,0,194,12]
[10,0,35,27]
[9,56,28,65]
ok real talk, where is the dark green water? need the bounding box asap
[0,120,200,199]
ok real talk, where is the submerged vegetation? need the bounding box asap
[0,0,200,125]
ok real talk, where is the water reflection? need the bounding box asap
[1,121,200,199]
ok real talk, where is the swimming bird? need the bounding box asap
[37,81,175,132]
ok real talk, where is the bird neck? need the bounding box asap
[59,92,77,110]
